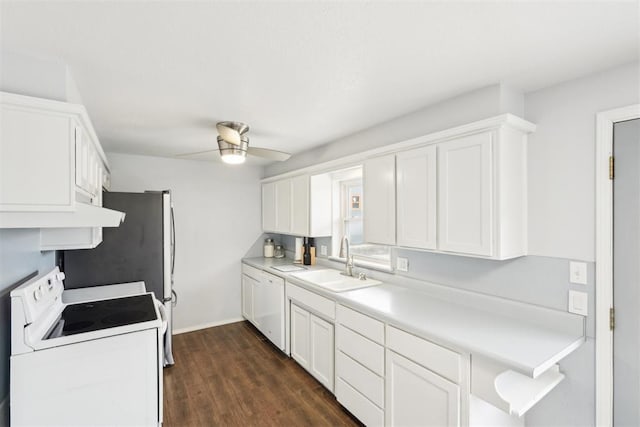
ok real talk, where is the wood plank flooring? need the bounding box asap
[163,321,362,426]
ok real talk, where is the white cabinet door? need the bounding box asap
[290,303,311,369]
[310,314,334,391]
[290,175,309,236]
[396,146,437,250]
[241,274,253,321]
[364,154,396,245]
[0,107,74,211]
[438,132,493,256]
[262,182,277,232]
[386,350,460,427]
[251,278,263,329]
[275,179,291,233]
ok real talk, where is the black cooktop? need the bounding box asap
[45,294,157,339]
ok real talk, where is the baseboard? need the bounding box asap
[0,394,9,426]
[173,317,245,335]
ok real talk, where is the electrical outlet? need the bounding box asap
[396,257,409,272]
[320,245,327,256]
[568,290,588,316]
[569,261,588,285]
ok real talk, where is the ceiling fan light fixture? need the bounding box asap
[218,135,248,164]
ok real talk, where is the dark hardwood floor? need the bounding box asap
[163,321,362,426]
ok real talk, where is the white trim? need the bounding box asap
[595,104,640,427]
[0,395,8,425]
[261,113,535,182]
[172,317,244,335]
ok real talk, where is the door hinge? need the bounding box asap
[609,156,615,180]
[610,307,615,331]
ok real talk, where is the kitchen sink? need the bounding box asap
[289,269,381,292]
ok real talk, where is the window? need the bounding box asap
[331,167,391,270]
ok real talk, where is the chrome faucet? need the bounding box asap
[339,236,354,277]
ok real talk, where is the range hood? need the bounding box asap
[0,203,126,228]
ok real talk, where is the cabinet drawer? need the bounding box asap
[262,271,284,286]
[336,378,384,427]
[336,304,384,344]
[286,282,335,320]
[336,324,384,376]
[242,263,262,282]
[336,351,384,408]
[387,326,460,384]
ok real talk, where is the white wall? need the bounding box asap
[265,83,523,177]
[107,153,263,332]
[526,62,640,262]
[1,50,83,103]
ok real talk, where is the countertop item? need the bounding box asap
[242,256,585,378]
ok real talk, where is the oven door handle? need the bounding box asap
[155,299,168,335]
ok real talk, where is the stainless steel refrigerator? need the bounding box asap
[62,190,176,366]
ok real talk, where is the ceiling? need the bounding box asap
[1,1,638,164]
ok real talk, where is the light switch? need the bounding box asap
[569,261,588,285]
[568,290,588,316]
[320,245,327,256]
[396,257,409,272]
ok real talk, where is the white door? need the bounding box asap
[310,314,334,391]
[364,154,396,245]
[251,277,262,328]
[438,132,493,256]
[386,350,460,427]
[275,179,291,233]
[262,182,277,232]
[241,274,253,321]
[613,118,640,427]
[396,146,437,250]
[0,107,73,210]
[290,175,310,236]
[290,303,310,370]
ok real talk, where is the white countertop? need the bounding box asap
[242,257,585,378]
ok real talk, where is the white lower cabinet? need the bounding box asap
[335,305,385,426]
[310,314,334,389]
[290,302,334,391]
[291,303,311,369]
[241,273,253,320]
[386,350,460,427]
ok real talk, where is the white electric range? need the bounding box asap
[10,267,165,426]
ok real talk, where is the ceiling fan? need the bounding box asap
[179,121,291,164]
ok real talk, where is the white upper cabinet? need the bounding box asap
[290,174,309,236]
[364,154,396,245]
[0,105,75,211]
[262,173,331,237]
[396,146,437,250]
[262,181,277,232]
[0,92,118,249]
[394,119,532,259]
[438,132,493,256]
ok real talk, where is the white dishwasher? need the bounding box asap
[255,271,285,350]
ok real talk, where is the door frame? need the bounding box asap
[595,104,640,426]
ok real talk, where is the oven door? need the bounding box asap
[11,328,160,426]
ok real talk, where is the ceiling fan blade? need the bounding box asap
[248,147,291,162]
[216,122,249,146]
[174,148,218,157]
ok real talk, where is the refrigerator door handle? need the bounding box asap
[170,206,176,276]
[170,289,177,307]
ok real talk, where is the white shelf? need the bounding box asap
[495,365,565,416]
